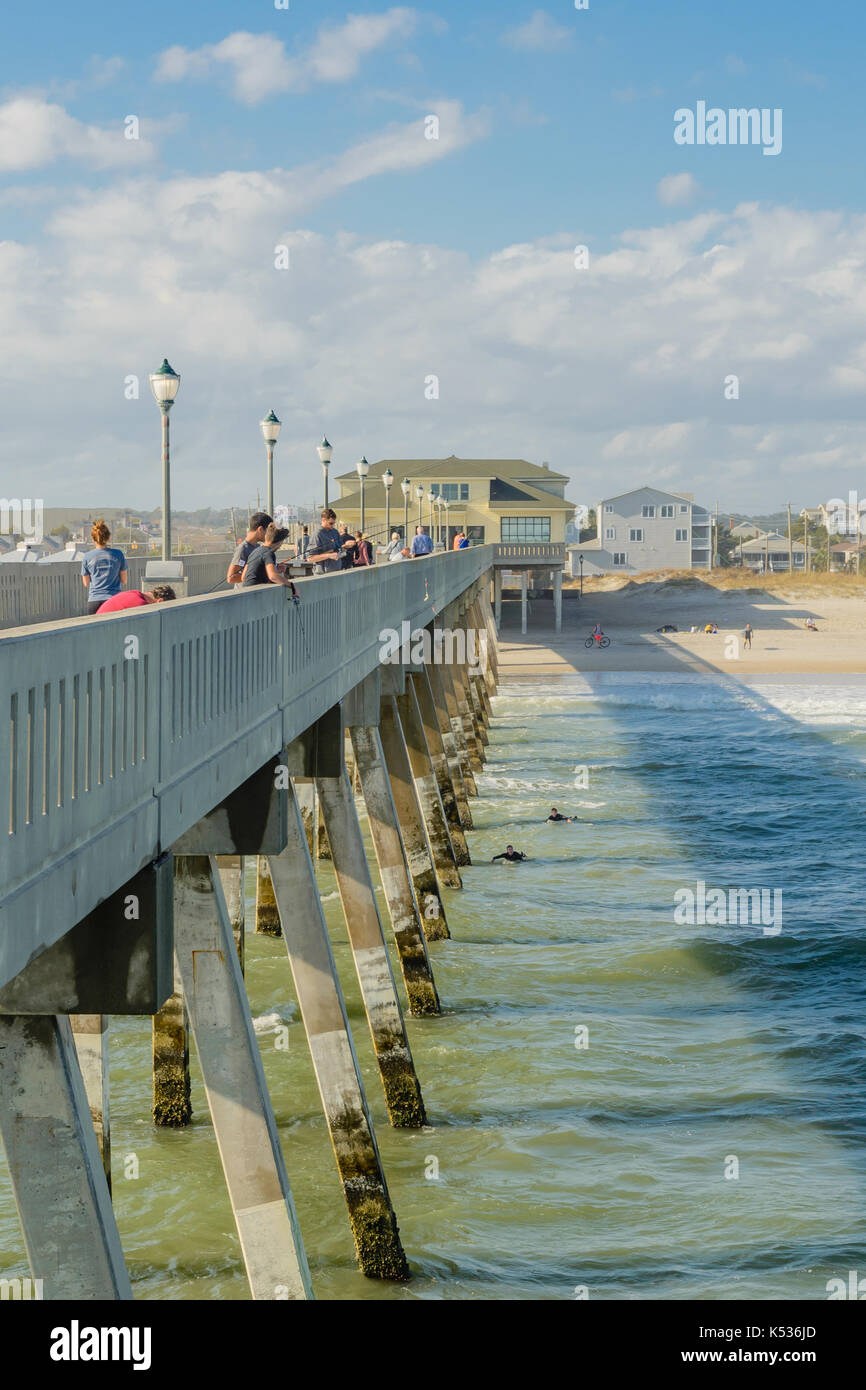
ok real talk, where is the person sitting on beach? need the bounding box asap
[491,844,527,863]
[547,807,577,823]
[704,622,719,634]
[805,617,818,631]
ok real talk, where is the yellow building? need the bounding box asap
[334,455,575,545]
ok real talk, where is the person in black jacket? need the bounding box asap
[491,845,527,863]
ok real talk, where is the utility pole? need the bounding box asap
[230,507,238,543]
[803,512,810,572]
[787,501,793,574]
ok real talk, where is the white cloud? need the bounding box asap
[657,172,702,207]
[155,10,419,104]
[502,11,572,52]
[4,173,866,513]
[0,96,156,172]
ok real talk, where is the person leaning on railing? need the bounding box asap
[307,509,343,576]
[81,520,128,615]
[241,524,296,593]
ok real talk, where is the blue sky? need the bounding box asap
[2,1,866,512]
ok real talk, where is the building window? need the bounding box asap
[629,528,643,542]
[660,505,674,519]
[500,517,551,542]
[431,483,470,501]
[641,505,655,518]
[605,527,616,540]
[680,504,688,513]
[612,552,627,567]
[605,503,614,513]
[676,528,688,542]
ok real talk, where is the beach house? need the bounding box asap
[569,486,713,575]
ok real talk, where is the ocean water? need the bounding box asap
[1,671,865,1300]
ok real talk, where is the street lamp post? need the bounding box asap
[260,410,281,517]
[416,484,424,528]
[383,467,393,541]
[357,455,370,534]
[435,496,443,546]
[578,553,584,598]
[149,358,181,562]
[443,498,450,547]
[401,477,410,538]
[427,489,435,537]
[317,437,332,511]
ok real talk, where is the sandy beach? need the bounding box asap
[496,575,866,676]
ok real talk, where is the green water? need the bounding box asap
[2,671,866,1300]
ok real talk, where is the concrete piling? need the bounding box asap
[315,790,332,859]
[152,977,192,1127]
[439,660,478,796]
[411,666,471,865]
[379,695,451,941]
[396,680,463,888]
[349,725,441,1017]
[173,855,313,1300]
[70,1013,111,1192]
[427,659,474,828]
[316,769,428,1127]
[216,855,246,972]
[295,782,316,854]
[268,785,410,1280]
[0,1014,131,1299]
[255,856,282,936]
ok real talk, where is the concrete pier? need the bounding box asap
[173,855,312,1300]
[268,785,409,1280]
[316,769,428,1128]
[0,1014,131,1300]
[349,724,441,1017]
[216,855,246,972]
[396,681,463,888]
[152,969,192,1128]
[70,1014,111,1192]
[255,856,281,936]
[411,666,471,864]
[379,695,451,941]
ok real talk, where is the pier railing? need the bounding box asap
[0,552,235,630]
[493,543,566,564]
[0,544,493,985]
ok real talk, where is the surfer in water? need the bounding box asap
[491,845,527,863]
[547,807,578,822]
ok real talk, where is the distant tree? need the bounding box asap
[50,525,71,543]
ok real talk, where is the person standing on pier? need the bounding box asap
[411,525,434,557]
[338,523,355,568]
[491,845,527,863]
[352,531,373,566]
[296,525,311,561]
[81,520,128,614]
[241,524,296,591]
[227,511,272,587]
[308,509,343,575]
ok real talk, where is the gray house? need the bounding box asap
[569,486,712,575]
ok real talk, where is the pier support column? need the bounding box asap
[315,791,332,860]
[268,785,409,1280]
[494,567,502,630]
[396,681,462,889]
[317,771,428,1127]
[554,567,563,633]
[70,1014,111,1192]
[173,855,313,1300]
[521,571,528,634]
[470,596,498,699]
[451,660,484,772]
[255,856,281,937]
[477,588,501,692]
[295,782,316,854]
[216,855,246,972]
[412,666,471,864]
[440,661,478,796]
[350,725,441,1016]
[379,695,451,940]
[428,661,473,829]
[0,1014,131,1300]
[152,964,192,1127]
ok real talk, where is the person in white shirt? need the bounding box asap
[389,546,412,562]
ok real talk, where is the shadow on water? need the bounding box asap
[491,604,866,1210]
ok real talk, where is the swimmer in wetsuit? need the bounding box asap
[547,806,577,823]
[491,844,527,863]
